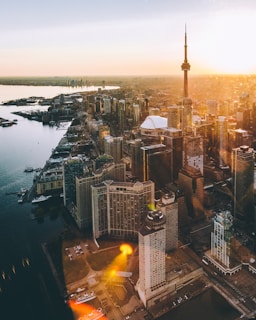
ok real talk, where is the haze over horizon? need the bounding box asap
[1,0,256,77]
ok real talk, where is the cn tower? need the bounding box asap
[181,25,190,98]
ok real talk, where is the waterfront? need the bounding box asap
[0,87,77,320]
[0,85,242,320]
[160,288,240,320]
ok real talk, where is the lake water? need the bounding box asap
[0,86,79,320]
[160,288,240,320]
[0,84,241,320]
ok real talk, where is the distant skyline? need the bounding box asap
[1,0,256,77]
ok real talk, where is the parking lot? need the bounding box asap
[65,242,89,261]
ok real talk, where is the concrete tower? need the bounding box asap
[137,209,166,307]
[181,25,190,98]
[181,26,193,134]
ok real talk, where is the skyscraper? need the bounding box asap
[63,157,84,207]
[215,116,229,168]
[75,163,126,230]
[91,181,109,239]
[130,138,143,179]
[211,210,233,268]
[231,145,255,228]
[140,144,173,190]
[167,105,181,129]
[183,135,204,175]
[91,180,155,240]
[107,180,155,240]
[137,209,166,307]
[104,136,123,163]
[156,192,178,251]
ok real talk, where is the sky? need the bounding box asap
[1,0,256,77]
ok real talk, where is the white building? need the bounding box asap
[156,192,178,251]
[137,209,166,307]
[211,210,233,268]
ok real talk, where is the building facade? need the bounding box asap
[104,136,123,163]
[63,157,84,207]
[231,145,254,228]
[156,192,178,251]
[137,209,166,307]
[211,210,233,268]
[107,180,155,240]
[75,163,126,230]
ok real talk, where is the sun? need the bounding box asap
[193,9,256,75]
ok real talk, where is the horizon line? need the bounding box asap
[0,73,255,79]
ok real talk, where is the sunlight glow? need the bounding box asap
[68,300,107,320]
[120,244,133,256]
[104,244,133,282]
[192,9,256,74]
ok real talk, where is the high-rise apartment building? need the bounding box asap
[156,192,178,251]
[167,105,181,129]
[228,128,253,152]
[98,125,110,152]
[133,103,140,126]
[183,135,204,175]
[91,180,155,240]
[207,100,218,115]
[103,97,112,114]
[141,144,168,181]
[211,210,233,268]
[182,97,193,135]
[75,163,126,230]
[118,99,125,134]
[137,209,166,307]
[91,181,109,239]
[162,129,183,181]
[104,136,123,163]
[215,116,229,168]
[129,138,143,179]
[63,157,84,207]
[178,165,204,220]
[107,180,155,240]
[231,145,254,228]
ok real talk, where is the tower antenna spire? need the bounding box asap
[181,24,190,98]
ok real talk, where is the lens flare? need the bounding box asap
[104,244,133,282]
[120,244,133,255]
[68,300,107,319]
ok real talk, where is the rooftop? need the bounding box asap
[140,115,167,130]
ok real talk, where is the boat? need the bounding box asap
[1,120,13,127]
[24,167,34,172]
[74,292,96,304]
[31,195,52,204]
